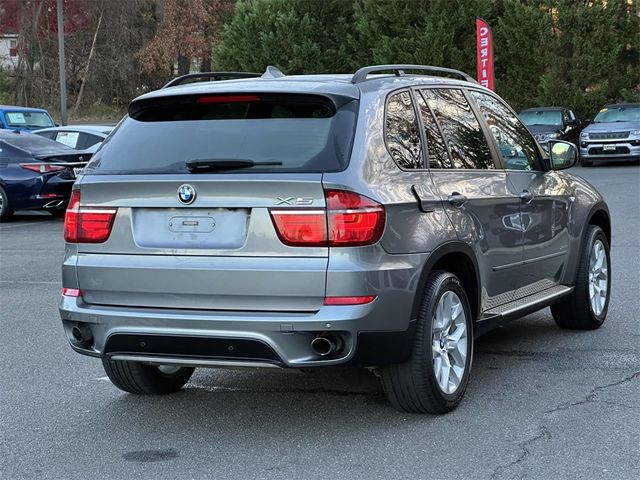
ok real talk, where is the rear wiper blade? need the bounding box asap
[185,158,282,172]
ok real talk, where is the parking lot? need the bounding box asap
[1,165,638,479]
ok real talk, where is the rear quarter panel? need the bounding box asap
[322,84,457,255]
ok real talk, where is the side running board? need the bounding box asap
[476,285,574,336]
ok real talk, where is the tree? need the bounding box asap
[214,0,355,74]
[137,0,233,76]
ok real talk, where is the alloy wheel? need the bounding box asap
[588,239,608,316]
[431,290,468,394]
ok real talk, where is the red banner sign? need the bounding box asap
[476,18,494,90]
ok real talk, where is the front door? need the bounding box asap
[468,90,571,292]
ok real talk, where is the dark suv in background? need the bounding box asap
[519,106,582,151]
[59,65,611,414]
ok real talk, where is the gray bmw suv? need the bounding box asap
[59,65,611,414]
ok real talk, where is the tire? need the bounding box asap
[380,271,474,414]
[551,225,610,330]
[0,186,14,222]
[102,358,195,394]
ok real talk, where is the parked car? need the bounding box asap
[0,105,56,132]
[59,65,611,414]
[578,102,640,167]
[519,106,581,150]
[33,125,113,153]
[0,130,89,221]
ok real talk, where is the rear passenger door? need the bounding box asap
[416,87,523,306]
[468,90,571,291]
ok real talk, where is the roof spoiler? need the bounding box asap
[162,66,287,89]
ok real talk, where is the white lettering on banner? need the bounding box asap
[480,38,488,47]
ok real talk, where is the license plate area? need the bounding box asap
[168,216,216,233]
[602,144,616,151]
[132,208,249,249]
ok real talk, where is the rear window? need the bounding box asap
[85,93,358,175]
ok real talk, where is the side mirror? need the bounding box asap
[549,140,577,170]
[584,118,592,125]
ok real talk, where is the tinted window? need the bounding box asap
[78,133,104,150]
[86,94,357,175]
[416,91,451,168]
[420,89,494,169]
[470,91,540,171]
[34,131,56,140]
[385,90,423,169]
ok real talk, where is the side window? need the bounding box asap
[415,91,450,168]
[469,90,540,171]
[385,90,423,169]
[78,133,103,150]
[36,131,56,140]
[420,88,494,169]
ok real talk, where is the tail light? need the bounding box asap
[269,210,327,246]
[64,190,117,243]
[325,190,385,246]
[20,163,66,173]
[269,190,385,247]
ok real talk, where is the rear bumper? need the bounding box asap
[59,248,427,368]
[60,297,416,368]
[8,175,75,211]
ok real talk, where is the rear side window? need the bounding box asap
[415,92,450,168]
[385,90,423,169]
[420,88,494,169]
[85,94,357,175]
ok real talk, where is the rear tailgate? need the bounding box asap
[75,174,328,311]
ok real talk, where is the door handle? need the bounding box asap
[447,192,468,207]
[519,190,534,203]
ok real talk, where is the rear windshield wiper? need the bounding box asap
[185,158,282,172]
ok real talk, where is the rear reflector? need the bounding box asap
[20,163,66,173]
[324,296,376,305]
[62,288,81,298]
[196,95,260,104]
[64,190,117,243]
[269,190,385,248]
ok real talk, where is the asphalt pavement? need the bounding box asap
[1,165,638,480]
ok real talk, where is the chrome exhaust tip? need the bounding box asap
[310,335,343,356]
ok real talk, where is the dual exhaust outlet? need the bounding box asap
[310,334,344,357]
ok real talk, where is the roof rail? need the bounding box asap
[351,64,477,84]
[162,72,261,89]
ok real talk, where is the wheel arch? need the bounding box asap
[586,203,611,245]
[411,241,481,323]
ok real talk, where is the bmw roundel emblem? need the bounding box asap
[177,184,196,205]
